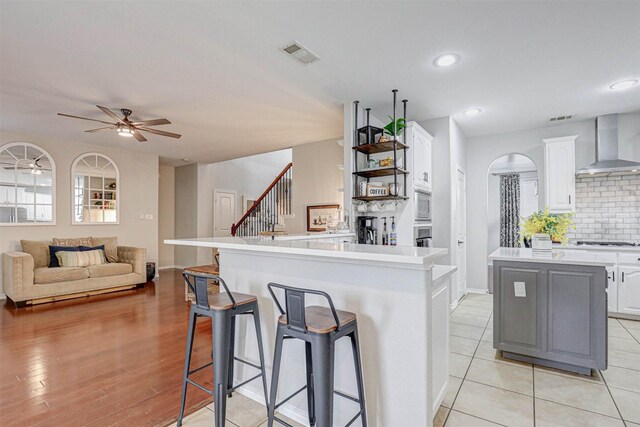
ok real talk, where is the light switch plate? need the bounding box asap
[514,281,526,298]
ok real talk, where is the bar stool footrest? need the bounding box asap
[273,384,308,410]
[185,378,214,395]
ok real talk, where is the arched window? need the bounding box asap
[0,142,55,225]
[71,153,119,224]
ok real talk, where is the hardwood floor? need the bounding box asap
[0,269,213,427]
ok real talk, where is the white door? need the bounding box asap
[214,190,236,237]
[619,266,640,315]
[455,168,467,299]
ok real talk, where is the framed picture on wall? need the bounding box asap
[242,196,258,215]
[307,204,340,232]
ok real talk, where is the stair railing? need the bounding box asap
[231,163,293,237]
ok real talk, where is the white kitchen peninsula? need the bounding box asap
[166,236,449,427]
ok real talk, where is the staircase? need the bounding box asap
[231,163,293,237]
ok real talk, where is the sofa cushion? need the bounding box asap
[49,245,80,267]
[56,249,106,268]
[87,263,133,278]
[53,237,92,247]
[21,240,52,268]
[91,237,118,263]
[34,267,89,284]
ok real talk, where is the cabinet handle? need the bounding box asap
[622,272,625,283]
[613,271,615,281]
[569,195,571,204]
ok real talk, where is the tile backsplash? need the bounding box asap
[568,174,640,242]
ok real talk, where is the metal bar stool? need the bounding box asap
[177,272,269,427]
[266,283,367,427]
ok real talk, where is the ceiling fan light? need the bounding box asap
[117,124,134,137]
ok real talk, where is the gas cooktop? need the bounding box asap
[575,241,638,247]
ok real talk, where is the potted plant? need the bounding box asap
[520,208,575,246]
[380,117,406,142]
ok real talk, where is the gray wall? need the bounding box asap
[174,164,198,266]
[467,112,640,291]
[158,164,175,268]
[0,129,159,293]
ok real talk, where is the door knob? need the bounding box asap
[458,240,464,245]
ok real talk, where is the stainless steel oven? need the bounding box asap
[414,190,432,222]
[414,226,432,247]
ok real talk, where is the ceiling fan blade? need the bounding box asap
[85,126,117,133]
[138,127,182,139]
[133,130,147,142]
[96,105,125,123]
[57,113,116,126]
[130,118,171,126]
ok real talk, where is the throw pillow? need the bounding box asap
[53,237,92,247]
[21,240,52,268]
[90,237,118,263]
[49,245,80,268]
[56,249,106,268]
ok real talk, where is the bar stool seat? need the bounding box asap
[209,292,257,310]
[278,305,356,334]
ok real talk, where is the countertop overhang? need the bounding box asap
[488,248,617,266]
[165,237,447,268]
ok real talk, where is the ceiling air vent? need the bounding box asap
[282,41,319,65]
[550,115,573,122]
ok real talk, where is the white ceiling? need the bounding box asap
[2,1,639,166]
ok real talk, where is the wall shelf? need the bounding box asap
[353,195,409,202]
[353,140,408,155]
[353,167,408,178]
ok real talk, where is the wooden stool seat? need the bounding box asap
[278,305,356,334]
[208,292,257,311]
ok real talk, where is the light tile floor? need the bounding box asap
[173,293,640,427]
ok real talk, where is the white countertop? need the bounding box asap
[488,248,617,266]
[165,237,448,268]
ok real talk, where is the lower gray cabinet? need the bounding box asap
[493,261,607,373]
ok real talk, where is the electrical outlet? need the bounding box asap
[514,281,526,298]
[144,214,153,220]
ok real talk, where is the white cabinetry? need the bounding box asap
[606,266,618,313]
[619,263,640,316]
[431,266,454,413]
[543,135,577,213]
[409,122,433,191]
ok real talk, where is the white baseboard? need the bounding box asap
[466,288,490,295]
[0,293,6,300]
[158,265,186,270]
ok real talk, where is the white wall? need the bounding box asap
[467,112,640,291]
[287,138,343,234]
[0,129,159,293]
[158,164,175,268]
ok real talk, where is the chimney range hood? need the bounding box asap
[577,114,640,175]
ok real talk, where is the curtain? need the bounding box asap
[500,173,520,247]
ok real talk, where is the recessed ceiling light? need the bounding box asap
[464,108,482,116]
[433,53,460,67]
[182,158,191,162]
[609,79,638,90]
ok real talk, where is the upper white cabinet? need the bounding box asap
[409,122,433,191]
[543,135,577,213]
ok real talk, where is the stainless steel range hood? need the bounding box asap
[577,114,640,175]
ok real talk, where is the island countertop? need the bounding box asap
[165,236,447,268]
[488,247,617,266]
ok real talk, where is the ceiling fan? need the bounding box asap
[58,105,181,142]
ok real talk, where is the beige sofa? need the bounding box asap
[3,238,147,307]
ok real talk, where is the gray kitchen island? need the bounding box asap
[488,248,617,375]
